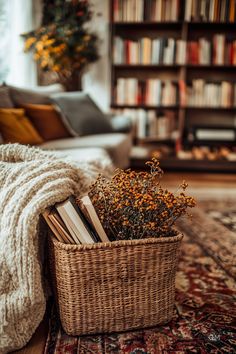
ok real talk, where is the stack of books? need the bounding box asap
[43,195,110,244]
[113,0,180,22]
[185,0,236,22]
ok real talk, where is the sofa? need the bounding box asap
[0,84,132,169]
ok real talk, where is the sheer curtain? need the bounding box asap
[0,0,11,83]
[3,0,42,87]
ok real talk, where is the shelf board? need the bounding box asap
[188,21,236,29]
[160,158,236,172]
[138,137,176,144]
[111,104,179,109]
[130,155,236,172]
[113,64,236,70]
[185,106,236,111]
[186,65,236,69]
[112,21,182,28]
[113,64,181,69]
[112,21,236,29]
[185,140,236,147]
[111,104,236,111]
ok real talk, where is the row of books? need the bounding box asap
[115,78,178,106]
[180,80,236,108]
[187,36,236,65]
[43,195,110,244]
[136,109,177,139]
[113,0,180,22]
[113,0,236,23]
[185,0,236,22]
[113,36,236,65]
[113,37,186,65]
[115,78,236,108]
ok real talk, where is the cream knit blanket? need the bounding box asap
[0,144,112,353]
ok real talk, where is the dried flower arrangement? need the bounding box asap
[22,0,99,90]
[89,158,196,241]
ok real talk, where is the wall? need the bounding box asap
[82,0,110,112]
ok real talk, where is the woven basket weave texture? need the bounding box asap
[48,234,183,336]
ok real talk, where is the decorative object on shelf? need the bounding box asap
[22,0,99,91]
[89,158,196,240]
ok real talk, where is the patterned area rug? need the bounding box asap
[44,201,236,353]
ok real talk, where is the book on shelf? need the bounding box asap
[78,195,110,243]
[56,196,99,244]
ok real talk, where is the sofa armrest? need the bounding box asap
[106,114,132,133]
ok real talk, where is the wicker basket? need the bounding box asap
[48,233,183,336]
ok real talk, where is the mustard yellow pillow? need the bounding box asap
[0,108,43,145]
[21,103,71,141]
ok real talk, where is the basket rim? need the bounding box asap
[49,232,183,251]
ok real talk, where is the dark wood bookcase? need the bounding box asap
[109,0,236,171]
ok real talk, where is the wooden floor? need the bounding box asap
[11,172,236,354]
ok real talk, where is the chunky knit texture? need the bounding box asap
[0,144,113,353]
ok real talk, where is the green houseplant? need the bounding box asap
[22,0,99,90]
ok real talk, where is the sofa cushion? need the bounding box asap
[50,92,113,136]
[40,133,132,168]
[22,103,72,141]
[8,83,65,106]
[0,108,43,144]
[0,86,14,108]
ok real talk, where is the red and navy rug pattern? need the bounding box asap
[44,202,236,353]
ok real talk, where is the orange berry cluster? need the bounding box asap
[89,158,196,240]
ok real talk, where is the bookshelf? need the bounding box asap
[110,0,236,171]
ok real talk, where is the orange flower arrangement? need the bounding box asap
[22,0,99,87]
[89,158,196,241]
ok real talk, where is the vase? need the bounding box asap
[60,71,82,92]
